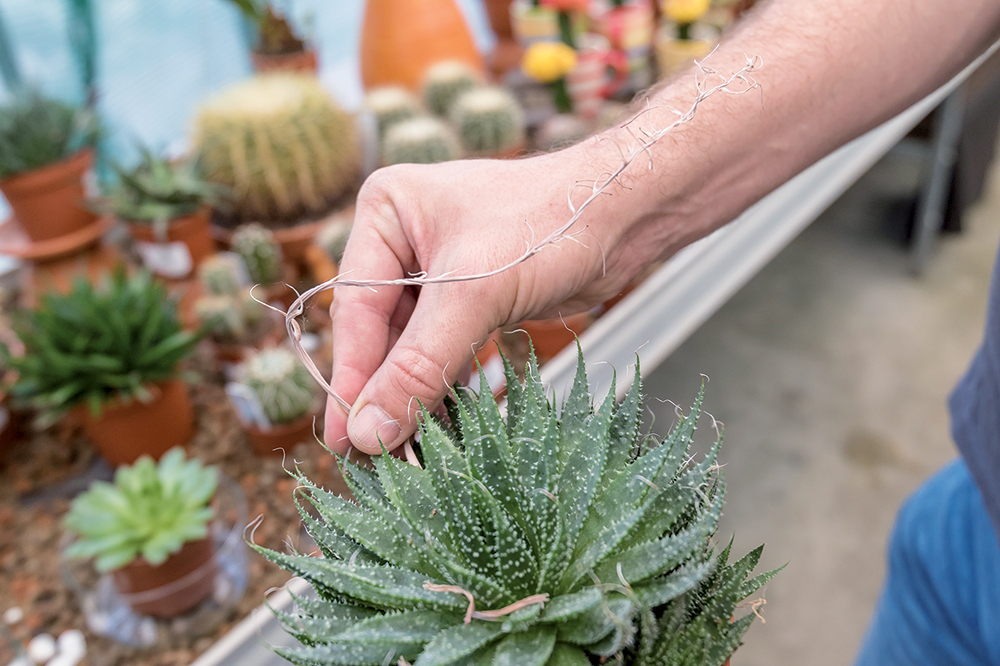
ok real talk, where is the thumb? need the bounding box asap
[347,285,496,454]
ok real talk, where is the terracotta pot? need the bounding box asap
[0,150,98,242]
[244,413,316,457]
[304,244,338,309]
[484,0,522,79]
[359,0,485,90]
[251,48,319,74]
[79,380,194,466]
[112,536,216,618]
[655,31,715,78]
[127,208,216,279]
[518,311,593,362]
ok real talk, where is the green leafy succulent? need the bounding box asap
[0,92,99,179]
[64,447,218,572]
[3,269,199,426]
[257,349,780,666]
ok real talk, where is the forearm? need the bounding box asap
[571,0,1000,266]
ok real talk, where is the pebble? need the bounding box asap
[26,634,56,665]
[56,630,85,661]
[2,606,23,624]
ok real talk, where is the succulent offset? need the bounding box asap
[242,347,314,426]
[194,75,359,223]
[421,61,482,117]
[382,117,461,166]
[257,350,779,665]
[232,222,284,284]
[64,448,218,572]
[0,92,99,178]
[450,87,525,156]
[365,87,422,142]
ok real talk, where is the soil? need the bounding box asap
[0,372,345,666]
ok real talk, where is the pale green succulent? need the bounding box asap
[199,255,243,297]
[232,222,283,284]
[243,347,314,425]
[195,294,247,344]
[450,87,525,156]
[64,448,217,572]
[382,117,461,166]
[421,61,482,117]
[365,87,422,142]
[257,349,780,665]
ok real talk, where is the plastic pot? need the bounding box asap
[127,208,216,279]
[251,48,319,74]
[79,380,194,466]
[112,536,216,618]
[244,413,315,457]
[0,150,98,242]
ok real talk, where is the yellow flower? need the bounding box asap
[663,0,710,24]
[521,42,578,83]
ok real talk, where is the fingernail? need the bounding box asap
[350,404,401,452]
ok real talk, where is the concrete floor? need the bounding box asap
[642,150,1000,665]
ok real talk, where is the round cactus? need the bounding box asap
[198,255,242,297]
[193,74,360,223]
[195,294,247,344]
[421,60,482,117]
[381,117,461,166]
[242,347,314,426]
[449,86,525,156]
[231,223,283,284]
[364,86,421,141]
[315,217,353,265]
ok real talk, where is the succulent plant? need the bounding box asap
[104,145,224,235]
[242,347,314,426]
[450,87,525,156]
[382,117,461,166]
[421,60,482,117]
[193,75,359,223]
[232,223,283,284]
[315,217,353,265]
[364,87,422,142]
[199,255,243,297]
[195,294,248,344]
[2,270,199,427]
[256,350,780,665]
[64,448,217,572]
[0,92,99,179]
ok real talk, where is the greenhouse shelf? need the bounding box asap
[189,47,994,666]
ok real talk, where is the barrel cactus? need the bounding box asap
[193,74,360,223]
[365,87,422,141]
[242,347,314,426]
[199,255,242,297]
[450,87,525,156]
[382,117,461,166]
[257,350,780,665]
[231,223,283,284]
[421,60,482,117]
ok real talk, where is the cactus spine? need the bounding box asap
[231,223,283,284]
[242,347,314,425]
[381,117,461,166]
[421,60,482,117]
[193,74,360,223]
[450,86,525,156]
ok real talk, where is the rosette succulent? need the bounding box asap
[257,349,779,665]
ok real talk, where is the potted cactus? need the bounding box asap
[450,87,526,157]
[229,222,295,307]
[233,347,316,456]
[364,87,422,147]
[224,0,318,73]
[655,0,716,77]
[382,117,462,166]
[0,93,100,242]
[257,350,779,665]
[421,61,483,118]
[193,75,361,265]
[2,270,198,465]
[194,255,276,364]
[64,448,220,618]
[102,146,223,279]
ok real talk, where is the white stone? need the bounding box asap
[2,607,23,624]
[25,634,56,665]
[55,630,85,662]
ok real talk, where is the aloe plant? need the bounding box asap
[257,349,779,665]
[64,447,218,572]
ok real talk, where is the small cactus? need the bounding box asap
[315,217,353,265]
[381,117,461,166]
[450,86,525,156]
[195,294,247,344]
[364,86,421,141]
[198,255,242,297]
[231,223,283,284]
[193,75,360,223]
[421,60,482,117]
[242,347,314,426]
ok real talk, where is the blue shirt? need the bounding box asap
[950,242,1000,536]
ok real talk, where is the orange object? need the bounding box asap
[212,217,325,273]
[360,0,485,90]
[0,150,98,242]
[304,244,338,309]
[244,413,316,457]
[79,380,194,466]
[112,536,216,617]
[518,311,593,362]
[251,48,319,74]
[127,208,217,279]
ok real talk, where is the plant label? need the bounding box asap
[136,241,192,279]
